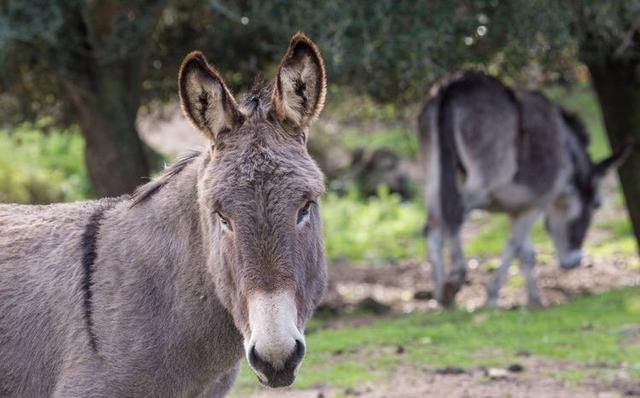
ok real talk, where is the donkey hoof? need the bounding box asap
[440,281,459,308]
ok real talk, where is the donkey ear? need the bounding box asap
[592,141,633,179]
[272,33,326,130]
[178,51,242,142]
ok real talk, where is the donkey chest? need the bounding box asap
[96,295,244,396]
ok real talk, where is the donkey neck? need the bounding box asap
[91,151,244,385]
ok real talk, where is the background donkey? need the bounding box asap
[0,33,327,397]
[418,71,630,308]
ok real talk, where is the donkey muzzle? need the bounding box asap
[248,339,305,387]
[246,290,305,387]
[560,250,582,270]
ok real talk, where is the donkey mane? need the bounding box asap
[237,78,274,118]
[557,107,594,190]
[130,150,202,207]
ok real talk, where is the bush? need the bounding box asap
[0,125,92,204]
[322,187,426,263]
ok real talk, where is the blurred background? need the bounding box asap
[1,1,639,397]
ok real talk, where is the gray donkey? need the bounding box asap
[418,71,630,308]
[0,33,328,397]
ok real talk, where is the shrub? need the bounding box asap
[322,187,426,263]
[0,124,92,204]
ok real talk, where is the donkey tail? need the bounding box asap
[436,90,464,234]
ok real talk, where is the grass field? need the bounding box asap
[231,288,640,396]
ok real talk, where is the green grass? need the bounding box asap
[592,218,638,256]
[0,124,92,203]
[230,288,640,395]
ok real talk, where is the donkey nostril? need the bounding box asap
[291,339,305,364]
[248,344,265,369]
[248,345,258,365]
[247,340,306,388]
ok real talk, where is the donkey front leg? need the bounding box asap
[426,221,446,305]
[486,211,538,308]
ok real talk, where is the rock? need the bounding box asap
[507,363,525,373]
[624,387,640,396]
[485,368,509,380]
[314,301,343,318]
[344,387,362,396]
[435,366,466,375]
[413,290,434,300]
[356,297,391,315]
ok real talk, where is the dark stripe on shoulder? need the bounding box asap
[80,200,117,352]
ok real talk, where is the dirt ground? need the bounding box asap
[246,358,640,398]
[322,255,640,316]
[246,357,639,398]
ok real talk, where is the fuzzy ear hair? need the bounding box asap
[592,140,633,178]
[272,32,326,130]
[178,51,242,142]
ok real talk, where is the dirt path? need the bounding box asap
[243,356,639,398]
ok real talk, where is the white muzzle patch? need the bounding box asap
[245,290,304,371]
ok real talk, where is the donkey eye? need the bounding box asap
[297,201,313,224]
[216,212,232,230]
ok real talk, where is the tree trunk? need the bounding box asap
[587,59,640,253]
[56,0,167,197]
[66,74,150,198]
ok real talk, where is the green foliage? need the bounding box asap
[0,125,91,203]
[545,83,610,159]
[574,1,640,64]
[341,127,419,160]
[4,0,640,128]
[231,288,640,395]
[0,0,608,128]
[322,187,425,263]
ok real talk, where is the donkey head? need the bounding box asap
[545,118,631,270]
[178,33,327,387]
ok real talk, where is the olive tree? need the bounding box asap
[1,0,166,196]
